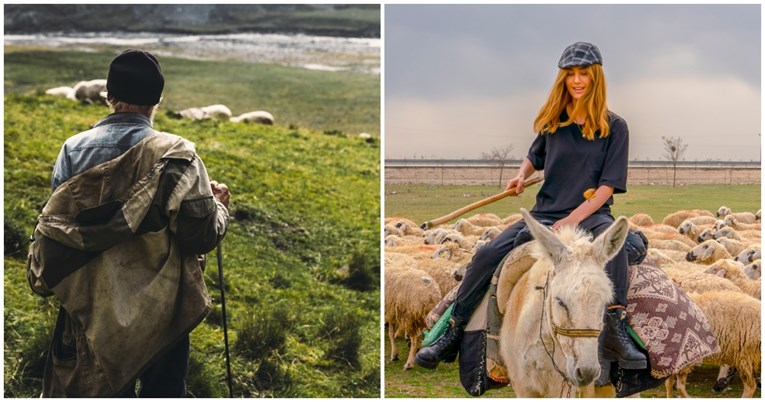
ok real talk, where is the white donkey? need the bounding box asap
[498,209,629,397]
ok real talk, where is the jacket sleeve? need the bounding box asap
[166,155,229,255]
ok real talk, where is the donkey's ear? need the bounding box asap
[592,216,630,266]
[520,208,569,267]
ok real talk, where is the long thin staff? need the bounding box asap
[217,242,234,398]
[420,176,543,229]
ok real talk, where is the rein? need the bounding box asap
[538,271,602,397]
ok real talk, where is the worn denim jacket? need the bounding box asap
[52,113,154,190]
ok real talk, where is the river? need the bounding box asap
[4,32,380,75]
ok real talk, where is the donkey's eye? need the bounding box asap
[555,297,569,314]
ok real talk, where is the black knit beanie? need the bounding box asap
[106,49,164,105]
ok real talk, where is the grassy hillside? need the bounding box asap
[4,49,380,137]
[4,92,380,397]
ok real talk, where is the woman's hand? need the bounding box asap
[505,175,525,194]
[552,214,582,232]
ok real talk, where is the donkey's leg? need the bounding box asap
[676,371,691,398]
[664,374,676,398]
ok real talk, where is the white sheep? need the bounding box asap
[392,219,425,237]
[665,291,761,398]
[649,238,692,253]
[716,206,758,224]
[662,266,742,294]
[696,228,716,243]
[418,255,462,294]
[714,237,747,257]
[45,86,75,99]
[479,226,502,241]
[744,260,761,280]
[677,219,713,243]
[73,79,107,104]
[705,260,760,299]
[713,227,761,244]
[723,215,761,231]
[453,218,486,236]
[647,248,685,266]
[734,244,762,264]
[384,265,442,370]
[384,224,403,238]
[465,213,503,227]
[385,235,401,248]
[502,213,522,226]
[685,240,733,264]
[230,110,274,125]
[200,104,232,120]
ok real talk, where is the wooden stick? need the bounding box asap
[420,176,543,230]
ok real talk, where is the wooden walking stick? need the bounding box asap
[420,176,543,230]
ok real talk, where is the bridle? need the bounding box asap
[538,271,603,397]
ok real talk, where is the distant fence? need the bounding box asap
[385,159,761,186]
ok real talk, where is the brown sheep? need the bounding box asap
[502,213,522,226]
[665,291,761,398]
[663,210,703,228]
[384,265,442,370]
[685,240,732,265]
[628,212,655,227]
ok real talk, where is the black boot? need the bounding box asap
[601,306,647,370]
[415,317,465,369]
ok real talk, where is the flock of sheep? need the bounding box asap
[384,206,761,397]
[45,79,275,125]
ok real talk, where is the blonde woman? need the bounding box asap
[416,42,646,374]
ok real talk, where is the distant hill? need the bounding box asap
[4,4,380,37]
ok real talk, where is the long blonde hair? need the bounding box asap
[533,64,609,140]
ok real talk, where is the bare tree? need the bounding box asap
[481,145,515,188]
[661,136,688,187]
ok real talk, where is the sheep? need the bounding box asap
[465,213,503,227]
[358,132,374,143]
[200,104,232,120]
[392,219,425,237]
[628,212,655,227]
[439,232,476,251]
[734,244,762,264]
[385,235,401,248]
[230,110,274,125]
[717,206,758,224]
[665,291,760,398]
[471,239,489,253]
[479,226,502,242]
[662,266,741,294]
[663,210,704,228]
[384,224,403,238]
[423,228,456,245]
[649,238,692,253]
[713,219,728,231]
[744,260,761,280]
[647,248,685,266]
[687,215,718,226]
[45,86,75,99]
[418,256,462,294]
[713,227,761,244]
[677,219,713,243]
[714,237,747,257]
[756,209,761,221]
[453,218,487,236]
[685,240,732,264]
[697,228,716,243]
[384,265,442,370]
[705,260,760,299]
[642,228,697,248]
[723,215,761,231]
[72,79,107,104]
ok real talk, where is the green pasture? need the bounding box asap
[4,49,380,137]
[384,183,760,398]
[385,183,761,225]
[4,90,380,395]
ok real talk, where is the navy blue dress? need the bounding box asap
[452,110,630,322]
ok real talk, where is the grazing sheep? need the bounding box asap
[650,238,692,253]
[712,227,761,244]
[744,260,761,280]
[384,224,403,238]
[705,261,761,299]
[471,239,489,253]
[697,228,716,243]
[687,215,718,226]
[723,215,761,231]
[628,212,655,227]
[358,132,374,143]
[479,226,502,241]
[73,79,107,104]
[466,213,503,227]
[647,248,684,266]
[734,245,762,264]
[713,219,728,231]
[423,228,454,245]
[200,104,232,120]
[678,219,713,243]
[384,266,442,370]
[385,235,401,248]
[454,218,487,236]
[717,206,758,224]
[439,232,475,250]
[393,219,425,237]
[662,266,742,294]
[418,256,462,294]
[230,110,274,125]
[45,86,75,99]
[665,291,761,398]
[714,237,747,257]
[502,213,522,226]
[685,240,733,264]
[663,210,704,228]
[643,229,697,248]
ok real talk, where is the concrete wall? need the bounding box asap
[385,166,761,186]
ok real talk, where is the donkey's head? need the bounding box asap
[520,209,630,387]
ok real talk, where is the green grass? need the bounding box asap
[385,183,761,226]
[384,184,760,398]
[4,49,380,137]
[4,91,380,397]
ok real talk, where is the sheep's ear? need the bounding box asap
[714,268,726,278]
[520,208,569,268]
[592,216,630,266]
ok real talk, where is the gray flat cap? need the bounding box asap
[558,42,603,69]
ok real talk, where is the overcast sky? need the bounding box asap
[384,4,761,161]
